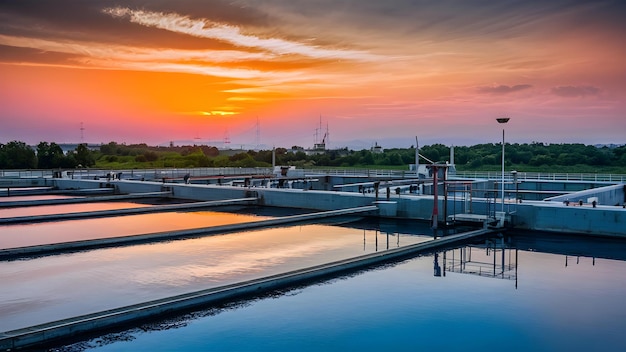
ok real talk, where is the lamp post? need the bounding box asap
[496,117,510,213]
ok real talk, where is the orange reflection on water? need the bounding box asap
[0,195,75,202]
[113,224,430,286]
[0,211,272,249]
[0,202,152,218]
[0,221,430,331]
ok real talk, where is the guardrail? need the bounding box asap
[302,169,626,182]
[2,168,625,183]
[303,168,418,178]
[453,171,626,183]
[0,170,54,178]
[1,168,274,180]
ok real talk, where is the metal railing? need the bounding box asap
[0,170,54,178]
[303,168,417,178]
[0,168,274,180]
[453,171,626,183]
[2,168,625,183]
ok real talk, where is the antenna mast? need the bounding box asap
[415,136,419,172]
[224,129,231,148]
[325,122,329,149]
[255,116,261,150]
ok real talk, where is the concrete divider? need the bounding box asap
[1,187,117,197]
[0,205,379,260]
[0,187,55,197]
[0,191,172,208]
[0,228,497,350]
[0,198,258,225]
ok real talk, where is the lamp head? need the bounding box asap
[496,117,510,124]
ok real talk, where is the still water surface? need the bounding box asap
[57,233,626,352]
[0,194,75,202]
[0,217,429,332]
[0,201,153,218]
[2,201,625,351]
[0,209,274,249]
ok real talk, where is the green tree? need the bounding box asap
[100,142,119,155]
[74,144,95,167]
[556,153,578,166]
[386,153,404,166]
[360,150,375,165]
[0,141,37,168]
[529,154,553,166]
[36,142,66,168]
[143,151,159,162]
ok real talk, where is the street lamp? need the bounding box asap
[496,117,510,213]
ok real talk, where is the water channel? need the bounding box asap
[58,233,626,352]
[0,202,432,333]
[1,197,625,351]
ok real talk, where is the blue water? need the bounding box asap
[2,199,624,351]
[53,234,626,352]
[0,218,430,331]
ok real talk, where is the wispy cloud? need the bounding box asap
[0,34,273,63]
[0,34,288,80]
[102,7,379,61]
[551,85,601,97]
[476,84,532,94]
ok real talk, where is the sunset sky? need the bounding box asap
[1,0,624,149]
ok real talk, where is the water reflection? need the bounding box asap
[0,194,74,202]
[0,219,430,332]
[433,238,519,288]
[4,206,626,351]
[50,231,626,352]
[0,211,273,249]
[0,201,152,218]
[429,232,626,293]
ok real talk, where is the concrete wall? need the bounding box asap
[517,180,608,192]
[0,177,48,188]
[50,177,626,237]
[512,180,620,201]
[544,184,625,206]
[55,179,172,195]
[512,202,626,237]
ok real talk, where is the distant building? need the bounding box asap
[305,117,329,155]
[371,142,383,154]
[288,146,305,154]
[57,143,100,154]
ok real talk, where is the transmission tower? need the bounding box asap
[255,116,261,150]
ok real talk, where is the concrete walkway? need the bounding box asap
[0,205,379,260]
[0,228,498,350]
[0,197,258,224]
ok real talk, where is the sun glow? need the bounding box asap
[201,111,239,116]
[1,1,624,145]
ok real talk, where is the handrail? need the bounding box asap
[2,168,625,183]
[453,171,626,183]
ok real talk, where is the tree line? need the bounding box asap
[1,140,625,172]
[0,141,95,169]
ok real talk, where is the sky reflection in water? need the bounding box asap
[0,219,428,332]
[0,210,272,248]
[0,201,151,218]
[75,242,626,352]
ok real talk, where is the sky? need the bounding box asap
[0,0,624,149]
